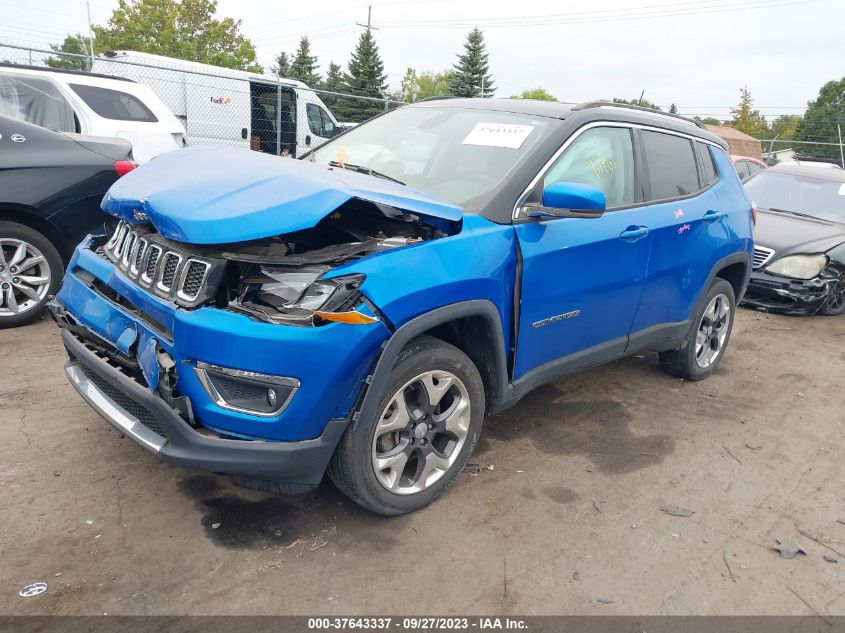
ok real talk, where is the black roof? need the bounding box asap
[410,98,724,146]
[769,163,845,183]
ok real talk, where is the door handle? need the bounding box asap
[620,226,649,242]
[703,210,725,222]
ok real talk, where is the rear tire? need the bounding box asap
[329,335,485,516]
[659,278,736,381]
[0,221,63,329]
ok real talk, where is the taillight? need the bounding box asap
[114,160,138,176]
[750,201,758,225]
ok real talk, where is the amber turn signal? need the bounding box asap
[313,310,379,325]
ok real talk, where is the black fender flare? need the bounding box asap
[354,300,510,425]
[691,251,751,318]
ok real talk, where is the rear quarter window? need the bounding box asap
[695,141,720,186]
[69,83,158,122]
[642,130,700,200]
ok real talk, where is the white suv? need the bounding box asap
[0,64,185,162]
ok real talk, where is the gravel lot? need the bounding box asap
[2,308,845,616]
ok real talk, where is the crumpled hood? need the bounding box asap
[756,209,845,255]
[101,145,462,244]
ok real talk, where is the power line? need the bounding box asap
[378,0,821,28]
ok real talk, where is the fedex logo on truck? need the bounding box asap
[210,96,232,105]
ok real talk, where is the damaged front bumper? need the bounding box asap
[741,269,840,315]
[52,238,392,489]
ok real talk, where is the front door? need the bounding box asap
[514,124,652,381]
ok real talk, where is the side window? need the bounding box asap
[734,160,750,181]
[0,73,78,132]
[69,84,158,122]
[642,130,700,200]
[306,103,334,137]
[543,126,636,208]
[695,141,720,186]
[747,161,764,176]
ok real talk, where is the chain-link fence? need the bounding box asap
[0,42,403,158]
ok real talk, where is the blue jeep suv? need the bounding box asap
[51,99,754,515]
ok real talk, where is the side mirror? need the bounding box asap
[530,182,606,219]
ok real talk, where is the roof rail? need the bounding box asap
[572,101,704,129]
[0,61,135,83]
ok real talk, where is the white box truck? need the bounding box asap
[92,51,342,158]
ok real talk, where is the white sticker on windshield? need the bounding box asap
[462,122,535,149]
[839,183,845,196]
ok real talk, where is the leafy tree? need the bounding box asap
[399,67,419,103]
[695,116,723,125]
[47,34,90,70]
[511,87,556,101]
[416,70,453,100]
[272,51,291,78]
[91,0,261,71]
[342,28,388,121]
[668,103,678,114]
[729,87,769,139]
[794,77,845,162]
[448,28,494,98]
[289,36,320,86]
[611,97,662,111]
[320,61,343,109]
[770,114,802,141]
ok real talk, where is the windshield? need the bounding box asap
[311,106,556,210]
[744,170,845,224]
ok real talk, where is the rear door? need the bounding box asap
[629,131,726,335]
[513,123,652,380]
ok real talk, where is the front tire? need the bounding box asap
[329,336,485,515]
[818,276,845,316]
[659,278,736,381]
[0,222,63,329]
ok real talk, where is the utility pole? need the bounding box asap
[838,124,844,169]
[356,5,379,31]
[86,0,95,71]
[481,75,485,99]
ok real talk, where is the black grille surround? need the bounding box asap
[103,221,223,308]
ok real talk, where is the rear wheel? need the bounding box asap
[659,278,736,381]
[329,336,485,515]
[819,276,845,316]
[0,222,63,328]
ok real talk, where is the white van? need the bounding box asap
[93,51,342,158]
[0,63,185,162]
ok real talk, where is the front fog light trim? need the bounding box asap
[194,361,300,417]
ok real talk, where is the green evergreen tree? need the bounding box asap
[669,103,678,114]
[289,36,320,86]
[321,61,343,109]
[448,28,494,98]
[272,51,291,78]
[47,34,90,71]
[794,77,845,163]
[342,28,388,121]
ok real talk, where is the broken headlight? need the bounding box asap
[766,254,828,280]
[234,266,370,325]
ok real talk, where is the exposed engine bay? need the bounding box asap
[97,198,456,327]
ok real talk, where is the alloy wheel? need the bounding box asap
[0,238,51,318]
[372,370,471,495]
[695,293,731,369]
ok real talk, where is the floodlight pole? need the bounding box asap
[838,123,844,169]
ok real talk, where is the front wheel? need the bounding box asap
[0,222,63,329]
[818,276,845,316]
[659,278,736,381]
[329,336,485,515]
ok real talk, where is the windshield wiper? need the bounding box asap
[762,207,830,221]
[328,161,405,186]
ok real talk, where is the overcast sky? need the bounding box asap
[1,0,843,120]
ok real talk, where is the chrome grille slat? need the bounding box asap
[103,221,214,306]
[753,245,775,269]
